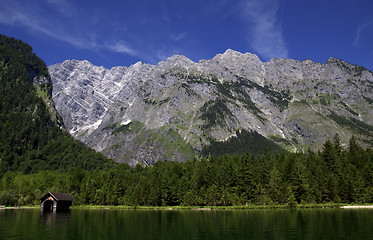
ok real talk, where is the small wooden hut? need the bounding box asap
[40,192,74,211]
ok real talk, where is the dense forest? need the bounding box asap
[1,135,373,207]
[1,34,373,207]
[0,34,116,174]
[202,129,285,157]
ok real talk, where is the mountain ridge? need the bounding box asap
[49,49,373,166]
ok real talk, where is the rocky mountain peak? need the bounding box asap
[49,50,373,166]
[211,49,262,64]
[131,61,144,68]
[326,57,344,64]
[166,54,194,63]
[161,55,196,71]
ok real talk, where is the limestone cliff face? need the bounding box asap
[49,50,373,166]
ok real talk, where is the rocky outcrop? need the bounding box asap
[49,49,373,166]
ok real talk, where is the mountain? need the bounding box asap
[0,34,116,173]
[49,49,373,166]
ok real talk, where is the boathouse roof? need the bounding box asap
[40,192,74,202]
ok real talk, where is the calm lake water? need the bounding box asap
[1,208,373,239]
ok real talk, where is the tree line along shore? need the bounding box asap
[1,135,373,208]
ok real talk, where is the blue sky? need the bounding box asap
[1,0,373,70]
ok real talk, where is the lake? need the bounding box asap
[1,208,373,239]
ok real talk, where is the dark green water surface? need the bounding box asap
[1,208,373,239]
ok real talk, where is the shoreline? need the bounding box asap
[2,204,373,210]
[70,203,345,210]
[0,206,39,210]
[340,205,373,209]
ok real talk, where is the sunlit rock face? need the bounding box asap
[49,50,373,166]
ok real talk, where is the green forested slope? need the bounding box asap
[1,135,373,206]
[0,34,116,174]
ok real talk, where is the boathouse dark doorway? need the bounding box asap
[42,199,55,212]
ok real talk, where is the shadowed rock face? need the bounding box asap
[49,49,373,166]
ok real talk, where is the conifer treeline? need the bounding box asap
[1,136,373,206]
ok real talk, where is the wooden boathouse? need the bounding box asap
[40,192,74,211]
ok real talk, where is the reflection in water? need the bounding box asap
[40,209,71,226]
[41,210,55,226]
[0,208,373,240]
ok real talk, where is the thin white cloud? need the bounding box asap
[242,0,288,60]
[0,3,27,25]
[171,32,188,42]
[106,41,137,56]
[0,0,137,57]
[353,21,373,47]
[0,5,85,49]
[45,0,77,17]
[46,0,69,6]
